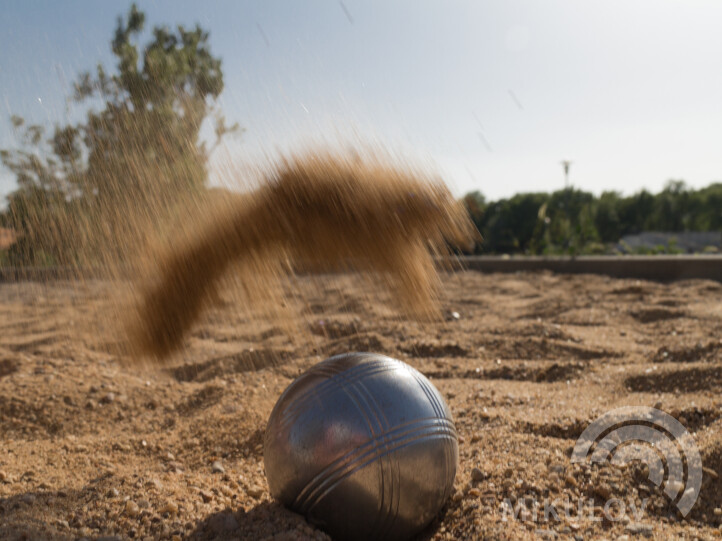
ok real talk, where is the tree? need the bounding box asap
[1,4,237,266]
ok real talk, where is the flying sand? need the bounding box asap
[128,150,479,362]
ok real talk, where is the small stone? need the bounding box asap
[470,467,485,482]
[594,484,612,499]
[145,479,162,490]
[246,485,264,499]
[714,507,722,516]
[107,488,119,497]
[452,489,463,503]
[137,499,151,508]
[160,501,179,515]
[167,461,184,473]
[125,500,140,517]
[0,471,6,482]
[211,460,225,474]
[466,487,481,497]
[56,520,69,529]
[625,522,653,536]
[703,467,719,480]
[199,490,214,503]
[100,392,115,404]
[565,474,578,487]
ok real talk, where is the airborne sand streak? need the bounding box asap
[128,151,479,362]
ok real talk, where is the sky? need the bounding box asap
[1,0,721,203]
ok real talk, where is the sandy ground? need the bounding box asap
[0,270,721,540]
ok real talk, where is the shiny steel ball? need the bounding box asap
[264,352,458,541]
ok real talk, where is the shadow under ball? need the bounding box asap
[264,353,458,541]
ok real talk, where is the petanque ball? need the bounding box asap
[264,352,458,541]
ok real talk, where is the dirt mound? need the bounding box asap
[626,366,722,393]
[630,307,686,323]
[401,340,468,358]
[652,340,722,363]
[170,349,292,383]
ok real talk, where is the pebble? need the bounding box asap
[246,485,264,499]
[100,392,115,404]
[167,461,185,473]
[0,471,6,482]
[594,484,612,499]
[704,467,719,480]
[199,490,214,503]
[211,460,225,474]
[160,501,179,515]
[124,500,140,517]
[470,467,485,482]
[145,479,163,490]
[714,508,722,516]
[107,488,119,497]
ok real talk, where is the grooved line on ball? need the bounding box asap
[278,359,397,428]
[293,418,457,514]
[352,379,400,539]
[411,369,454,502]
[301,430,456,516]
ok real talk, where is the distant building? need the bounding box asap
[618,231,722,254]
[0,227,16,250]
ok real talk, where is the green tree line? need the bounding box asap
[463,180,722,255]
[0,4,237,268]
